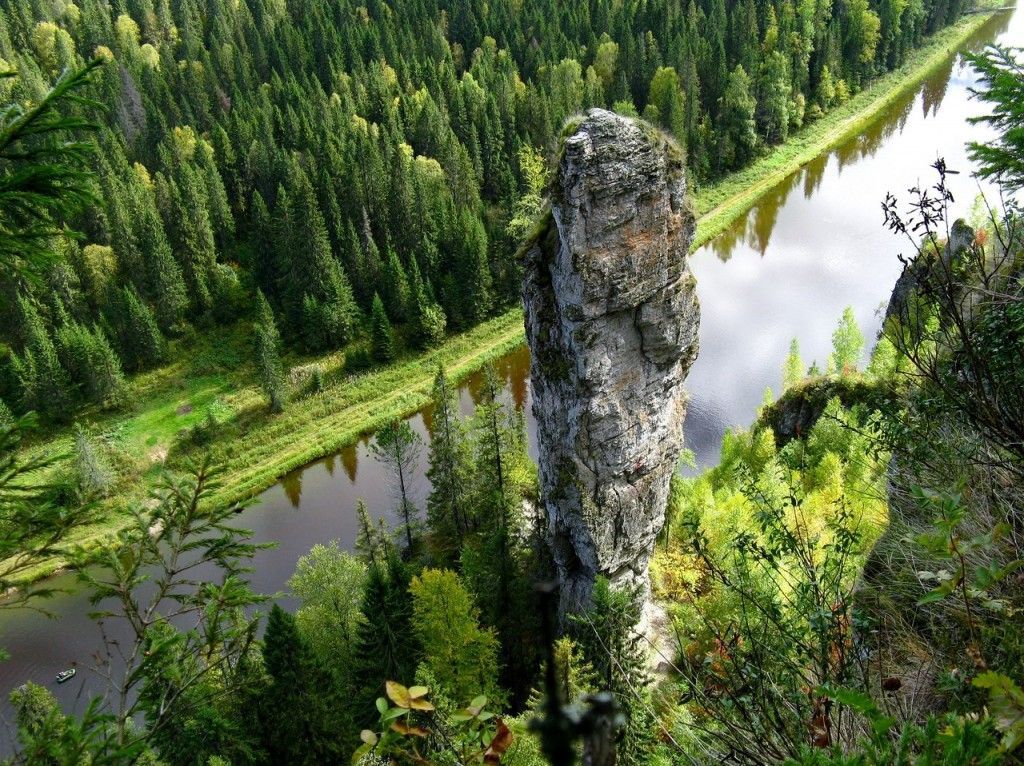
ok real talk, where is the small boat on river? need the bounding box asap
[55,668,76,684]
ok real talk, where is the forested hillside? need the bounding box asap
[0,0,970,419]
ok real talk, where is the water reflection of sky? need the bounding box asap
[685,9,1017,469]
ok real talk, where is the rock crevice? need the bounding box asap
[523,109,700,618]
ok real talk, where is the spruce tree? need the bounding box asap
[285,166,358,349]
[254,290,286,413]
[167,166,218,314]
[15,295,70,418]
[349,554,418,729]
[354,499,387,568]
[133,180,187,332]
[370,293,396,364]
[250,191,280,302]
[73,423,111,500]
[117,287,165,371]
[371,420,423,551]
[426,365,471,558]
[260,605,336,765]
[381,248,411,321]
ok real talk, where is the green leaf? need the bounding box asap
[973,672,1024,753]
[360,730,379,746]
[375,697,388,715]
[917,588,950,605]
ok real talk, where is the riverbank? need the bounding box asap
[13,311,527,582]
[8,8,999,584]
[691,9,1001,250]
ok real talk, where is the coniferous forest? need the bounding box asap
[0,0,969,411]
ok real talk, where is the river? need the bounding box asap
[0,8,1019,748]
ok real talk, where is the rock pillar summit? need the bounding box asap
[522,108,700,619]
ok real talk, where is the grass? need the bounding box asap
[9,8,1000,582]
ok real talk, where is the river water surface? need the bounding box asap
[0,8,1020,747]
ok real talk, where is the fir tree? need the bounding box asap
[371,419,423,551]
[117,287,165,371]
[254,290,286,413]
[370,293,396,364]
[15,295,70,418]
[426,365,471,558]
[349,553,418,730]
[73,423,111,501]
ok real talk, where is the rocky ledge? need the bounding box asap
[522,108,700,619]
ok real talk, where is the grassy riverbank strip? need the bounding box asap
[10,9,1000,582]
[691,9,1000,250]
[15,311,527,581]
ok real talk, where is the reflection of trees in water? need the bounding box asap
[282,470,302,508]
[341,444,358,482]
[710,165,800,261]
[460,348,530,411]
[922,58,955,117]
[709,214,744,261]
[324,453,336,477]
[749,181,789,254]
[833,96,913,172]
[499,345,531,409]
[803,154,829,199]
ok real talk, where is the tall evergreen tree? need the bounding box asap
[371,419,423,551]
[116,287,165,371]
[349,554,418,729]
[426,365,471,557]
[719,64,759,171]
[370,293,396,364]
[14,295,70,417]
[260,605,339,764]
[284,167,358,350]
[254,289,286,413]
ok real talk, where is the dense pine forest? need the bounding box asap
[0,0,971,417]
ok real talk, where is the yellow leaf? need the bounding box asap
[386,680,412,708]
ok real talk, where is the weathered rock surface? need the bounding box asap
[522,109,700,618]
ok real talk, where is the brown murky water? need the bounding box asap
[0,9,1017,746]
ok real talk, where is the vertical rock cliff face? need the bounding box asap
[522,109,700,618]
